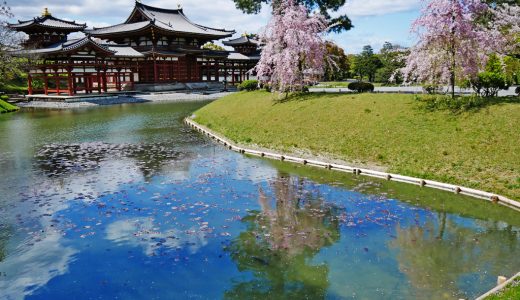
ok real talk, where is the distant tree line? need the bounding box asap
[322,39,520,89]
[323,42,409,85]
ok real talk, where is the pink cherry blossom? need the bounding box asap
[255,0,328,93]
[400,0,505,94]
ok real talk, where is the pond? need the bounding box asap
[0,101,519,300]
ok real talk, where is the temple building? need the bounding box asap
[9,1,261,96]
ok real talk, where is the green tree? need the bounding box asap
[470,54,510,96]
[230,0,353,33]
[375,42,408,84]
[503,55,520,84]
[201,42,226,51]
[323,42,350,81]
[353,45,381,82]
[0,1,31,91]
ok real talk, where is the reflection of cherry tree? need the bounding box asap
[0,225,9,262]
[390,215,520,299]
[224,174,342,299]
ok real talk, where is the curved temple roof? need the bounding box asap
[87,2,235,39]
[9,37,128,57]
[223,35,260,46]
[9,15,87,31]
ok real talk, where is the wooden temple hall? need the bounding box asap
[9,2,261,95]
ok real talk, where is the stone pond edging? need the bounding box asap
[475,272,520,300]
[185,117,520,212]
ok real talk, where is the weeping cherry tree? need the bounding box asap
[401,0,504,98]
[255,0,328,94]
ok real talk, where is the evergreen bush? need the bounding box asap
[348,82,374,93]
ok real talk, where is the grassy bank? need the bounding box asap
[194,91,520,199]
[0,99,19,114]
[485,276,520,299]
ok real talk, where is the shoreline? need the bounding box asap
[185,117,520,210]
[17,92,234,109]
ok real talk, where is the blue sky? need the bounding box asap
[8,0,422,53]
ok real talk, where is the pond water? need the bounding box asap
[0,101,519,300]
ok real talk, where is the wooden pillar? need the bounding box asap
[84,75,89,94]
[28,74,33,95]
[67,69,73,96]
[215,61,219,82]
[102,71,108,93]
[55,70,60,95]
[224,63,228,83]
[231,65,235,85]
[130,71,135,90]
[72,74,77,94]
[116,70,122,91]
[43,71,48,95]
[153,57,158,83]
[206,61,210,81]
[97,70,102,94]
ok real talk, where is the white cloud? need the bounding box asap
[7,0,419,53]
[106,218,208,256]
[0,232,77,299]
[9,0,271,40]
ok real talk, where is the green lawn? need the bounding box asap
[485,277,520,299]
[0,99,19,114]
[194,91,520,200]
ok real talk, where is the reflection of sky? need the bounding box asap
[0,232,77,300]
[106,218,208,256]
[0,104,519,299]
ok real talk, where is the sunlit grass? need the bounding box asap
[194,91,520,199]
[0,99,19,114]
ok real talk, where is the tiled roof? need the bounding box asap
[88,2,235,38]
[105,45,145,58]
[9,16,86,31]
[226,52,260,61]
[10,37,115,56]
[223,36,260,46]
[87,21,151,35]
[140,50,186,57]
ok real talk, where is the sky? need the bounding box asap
[7,0,422,53]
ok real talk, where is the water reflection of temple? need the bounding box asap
[225,173,343,299]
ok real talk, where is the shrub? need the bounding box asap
[238,80,259,91]
[515,86,520,96]
[348,81,374,93]
[470,71,509,97]
[422,84,444,95]
[0,95,8,101]
[415,95,490,112]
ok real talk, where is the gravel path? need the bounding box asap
[18,92,235,109]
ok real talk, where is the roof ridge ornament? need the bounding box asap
[42,8,51,17]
